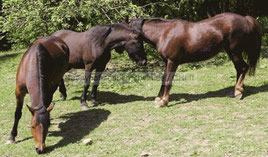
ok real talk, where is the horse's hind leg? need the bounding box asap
[59,78,67,100]
[6,87,26,144]
[226,48,249,99]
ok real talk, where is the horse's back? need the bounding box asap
[186,13,257,45]
[52,29,95,69]
[169,13,255,62]
[52,30,76,39]
[202,13,256,34]
[52,30,86,49]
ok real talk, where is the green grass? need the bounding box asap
[0,50,268,156]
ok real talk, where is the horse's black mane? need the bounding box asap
[89,25,112,45]
[37,42,53,108]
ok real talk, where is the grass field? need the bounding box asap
[0,49,268,156]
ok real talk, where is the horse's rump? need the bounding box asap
[243,16,262,75]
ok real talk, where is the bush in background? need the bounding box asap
[0,0,267,62]
[0,0,145,49]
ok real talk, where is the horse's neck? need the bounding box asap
[29,84,44,108]
[104,30,127,50]
[31,90,51,109]
[30,88,41,108]
[142,22,163,46]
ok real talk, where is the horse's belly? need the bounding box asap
[182,46,222,63]
[69,57,85,69]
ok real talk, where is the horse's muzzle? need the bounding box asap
[36,148,44,154]
[138,60,147,66]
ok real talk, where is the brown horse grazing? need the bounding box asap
[6,36,69,154]
[125,13,262,107]
[52,23,147,109]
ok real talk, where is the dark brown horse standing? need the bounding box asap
[126,13,262,107]
[52,23,147,109]
[6,36,69,154]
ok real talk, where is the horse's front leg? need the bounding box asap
[155,59,178,108]
[80,64,93,110]
[155,71,166,103]
[89,65,106,107]
[6,87,25,144]
[155,59,168,102]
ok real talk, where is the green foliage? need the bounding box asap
[0,0,267,61]
[1,0,267,48]
[0,0,145,49]
[257,17,268,58]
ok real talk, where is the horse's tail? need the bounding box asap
[244,16,262,76]
[36,43,52,107]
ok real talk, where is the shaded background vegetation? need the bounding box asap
[0,0,267,58]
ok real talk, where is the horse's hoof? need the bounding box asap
[160,99,168,107]
[91,100,99,107]
[235,91,243,100]
[81,102,89,110]
[154,97,161,104]
[6,137,15,144]
[81,105,89,110]
[155,97,168,108]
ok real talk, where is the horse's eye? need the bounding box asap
[31,126,35,129]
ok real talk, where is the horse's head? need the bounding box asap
[123,26,147,66]
[27,103,55,154]
[119,18,148,66]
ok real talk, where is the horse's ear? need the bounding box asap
[47,103,55,112]
[122,16,129,24]
[26,105,35,116]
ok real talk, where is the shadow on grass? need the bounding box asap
[15,137,32,144]
[45,109,110,153]
[70,91,155,105]
[0,53,20,64]
[69,84,268,106]
[168,84,268,107]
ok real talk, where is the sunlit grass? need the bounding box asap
[0,50,268,156]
